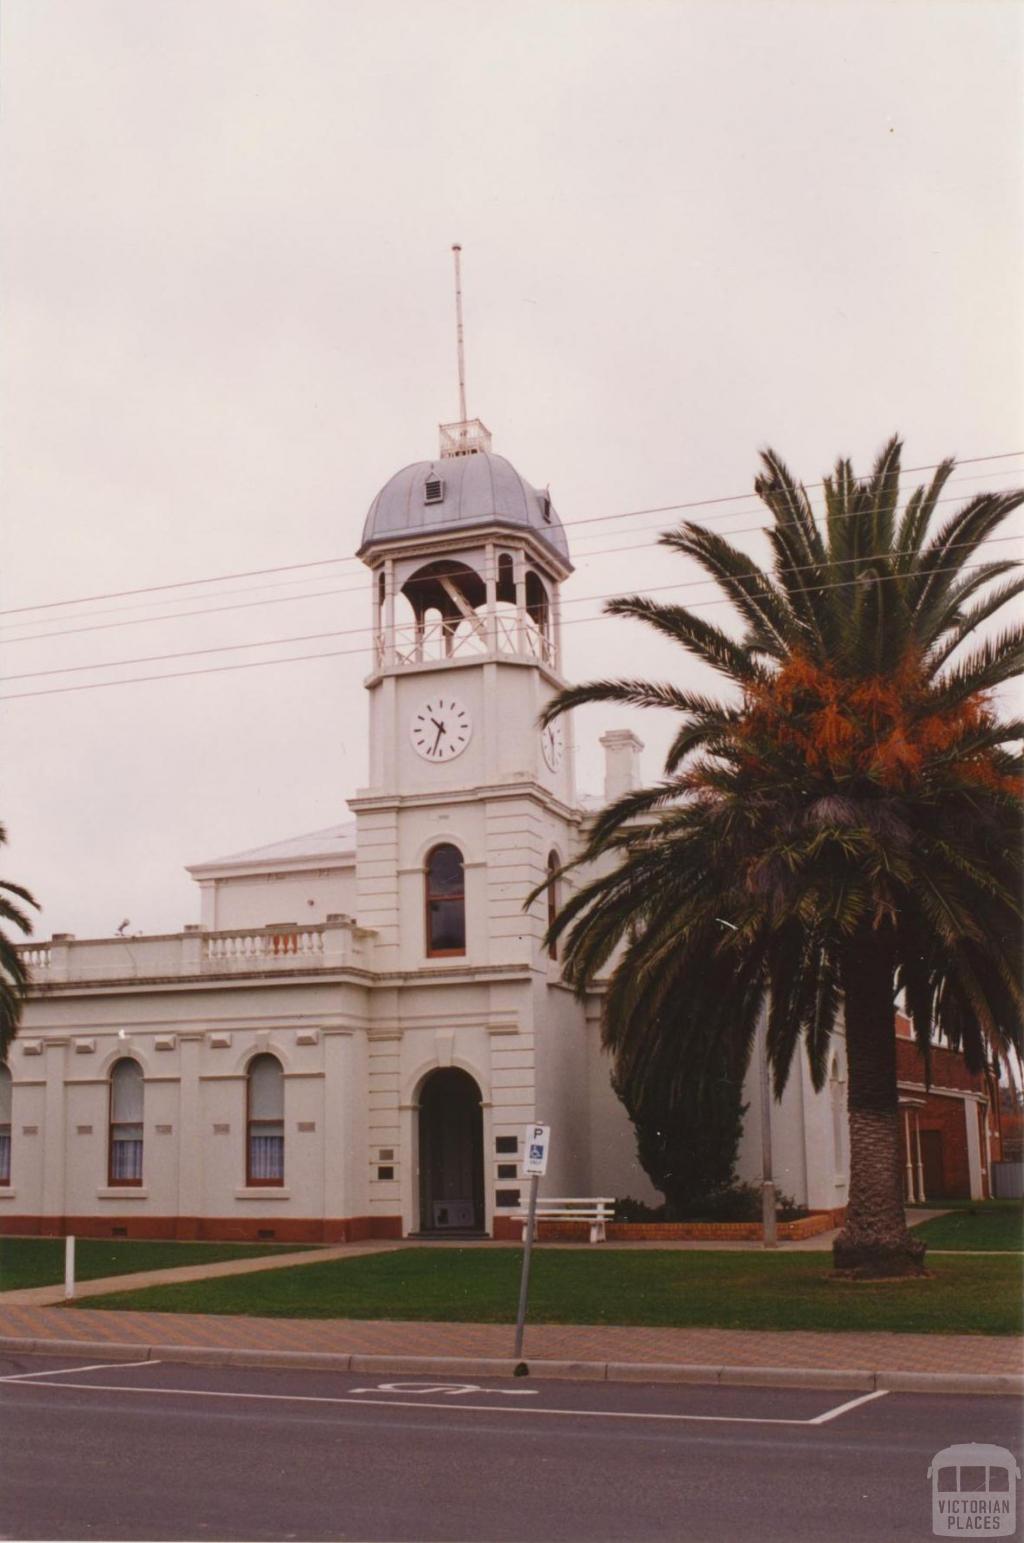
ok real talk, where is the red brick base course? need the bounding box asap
[492,1208,847,1243]
[0,1214,404,1244]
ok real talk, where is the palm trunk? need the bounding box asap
[832,933,927,1278]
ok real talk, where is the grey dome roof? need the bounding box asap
[359,451,570,566]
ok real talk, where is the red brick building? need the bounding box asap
[896,1013,1003,1200]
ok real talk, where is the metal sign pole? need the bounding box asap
[64,1235,75,1300]
[513,1172,540,1360]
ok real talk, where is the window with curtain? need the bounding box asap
[425,844,465,956]
[546,851,560,960]
[108,1059,144,1185]
[0,1066,11,1185]
[247,1054,284,1185]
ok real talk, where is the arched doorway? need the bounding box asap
[417,1068,485,1233]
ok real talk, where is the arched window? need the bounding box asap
[247,1054,285,1185]
[0,1066,11,1186]
[108,1059,144,1185]
[546,850,560,960]
[525,570,549,636]
[496,551,515,603]
[425,844,466,957]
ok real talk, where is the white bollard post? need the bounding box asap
[64,1235,75,1300]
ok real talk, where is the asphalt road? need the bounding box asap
[1,1354,1021,1542]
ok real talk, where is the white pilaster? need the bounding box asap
[176,1034,203,1223]
[42,1040,68,1220]
[964,1094,984,1199]
[323,1030,356,1222]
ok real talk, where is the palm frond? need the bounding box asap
[660,523,794,657]
[910,489,1024,630]
[894,458,955,575]
[538,679,731,727]
[926,575,1024,675]
[604,596,766,685]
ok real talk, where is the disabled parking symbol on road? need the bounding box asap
[350,1380,537,1397]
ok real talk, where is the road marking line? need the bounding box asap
[0,1376,847,1426]
[808,1389,890,1425]
[0,1358,157,1382]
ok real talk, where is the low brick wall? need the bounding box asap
[0,1214,404,1244]
[492,1208,846,1244]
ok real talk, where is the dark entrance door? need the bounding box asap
[418,1068,484,1232]
[920,1129,946,1199]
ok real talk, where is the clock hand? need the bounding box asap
[431,722,446,754]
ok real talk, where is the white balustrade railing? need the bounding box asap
[203,927,325,963]
[495,613,555,666]
[16,926,337,983]
[376,614,555,670]
[391,619,488,667]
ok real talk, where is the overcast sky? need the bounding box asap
[1,0,1021,940]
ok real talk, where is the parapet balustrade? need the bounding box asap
[17,916,371,984]
[203,927,325,962]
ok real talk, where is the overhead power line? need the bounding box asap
[2,550,1018,703]
[4,473,1023,649]
[3,531,1022,686]
[2,448,1020,621]
[2,585,366,647]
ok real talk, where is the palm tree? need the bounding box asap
[0,822,39,1063]
[542,437,1023,1276]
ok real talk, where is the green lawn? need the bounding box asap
[0,1237,315,1293]
[912,1204,1024,1252]
[72,1246,1023,1336]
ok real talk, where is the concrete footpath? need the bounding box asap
[1,1240,408,1307]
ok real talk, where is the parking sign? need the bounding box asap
[522,1123,550,1176]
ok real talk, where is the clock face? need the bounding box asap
[410,697,473,762]
[541,719,564,771]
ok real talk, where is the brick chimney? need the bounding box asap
[599,729,644,803]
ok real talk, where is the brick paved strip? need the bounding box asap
[0,1303,1019,1378]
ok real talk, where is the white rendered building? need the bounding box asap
[4,416,851,1242]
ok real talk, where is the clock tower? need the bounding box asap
[349,412,577,973]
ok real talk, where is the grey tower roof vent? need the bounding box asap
[424,474,445,505]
